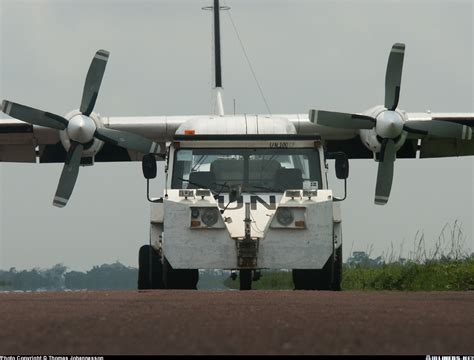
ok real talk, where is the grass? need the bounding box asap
[342,259,474,291]
[343,221,473,291]
[225,259,474,291]
[225,221,474,291]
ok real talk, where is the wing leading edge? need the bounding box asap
[1,112,473,162]
[406,113,474,158]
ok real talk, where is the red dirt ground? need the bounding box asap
[0,290,472,355]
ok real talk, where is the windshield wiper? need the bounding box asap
[214,182,229,199]
[191,155,208,172]
[176,177,228,196]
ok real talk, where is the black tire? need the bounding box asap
[292,269,318,290]
[239,269,252,290]
[314,256,333,290]
[138,245,165,290]
[331,245,342,291]
[163,257,199,289]
[292,246,342,291]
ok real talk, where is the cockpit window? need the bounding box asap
[172,148,321,193]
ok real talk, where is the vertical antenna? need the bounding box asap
[203,1,230,116]
[213,0,222,88]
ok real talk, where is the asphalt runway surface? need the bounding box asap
[0,290,473,355]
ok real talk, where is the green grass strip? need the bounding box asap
[224,259,474,291]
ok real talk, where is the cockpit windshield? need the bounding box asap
[171,148,321,193]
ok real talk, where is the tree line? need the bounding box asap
[0,262,229,291]
[0,262,137,291]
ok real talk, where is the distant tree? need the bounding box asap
[0,264,67,291]
[64,271,88,289]
[346,251,384,268]
[65,262,138,290]
[41,264,67,288]
[3,268,43,290]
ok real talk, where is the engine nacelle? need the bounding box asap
[358,105,408,157]
[59,110,105,157]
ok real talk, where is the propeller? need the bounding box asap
[1,50,161,208]
[309,43,472,205]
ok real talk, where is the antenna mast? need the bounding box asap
[203,0,229,116]
[213,0,222,89]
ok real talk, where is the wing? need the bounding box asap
[311,112,474,159]
[406,113,474,158]
[0,119,38,162]
[2,112,473,163]
[1,113,357,163]
[0,115,180,163]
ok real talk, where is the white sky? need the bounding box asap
[0,0,473,271]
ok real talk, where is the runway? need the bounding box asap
[0,290,472,355]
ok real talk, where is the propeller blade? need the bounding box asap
[53,142,83,208]
[94,127,161,154]
[1,100,68,130]
[404,120,473,140]
[374,139,396,205]
[80,49,110,116]
[309,109,375,129]
[384,43,405,111]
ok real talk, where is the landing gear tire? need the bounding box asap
[292,246,342,291]
[138,245,165,290]
[163,257,199,289]
[239,269,252,290]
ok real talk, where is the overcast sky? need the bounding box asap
[0,0,473,271]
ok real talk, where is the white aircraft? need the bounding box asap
[1,1,473,290]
